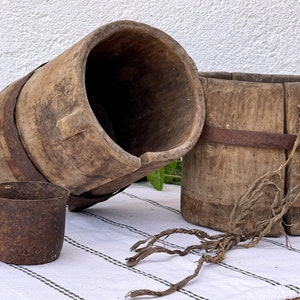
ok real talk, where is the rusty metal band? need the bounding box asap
[2,71,47,181]
[3,68,124,209]
[201,126,298,150]
[68,185,130,212]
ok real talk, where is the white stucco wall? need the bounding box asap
[0,0,299,90]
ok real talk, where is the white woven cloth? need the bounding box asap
[1,182,300,300]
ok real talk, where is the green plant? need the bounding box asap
[146,159,182,191]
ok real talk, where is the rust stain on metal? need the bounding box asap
[0,71,46,182]
[201,125,298,150]
[0,181,69,265]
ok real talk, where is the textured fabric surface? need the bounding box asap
[0,182,300,300]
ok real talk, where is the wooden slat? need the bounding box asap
[181,76,286,236]
[284,82,300,235]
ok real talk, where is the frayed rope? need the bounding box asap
[125,133,300,298]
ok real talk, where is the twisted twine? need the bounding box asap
[125,133,300,298]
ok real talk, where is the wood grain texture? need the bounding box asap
[8,21,205,211]
[284,82,300,235]
[181,75,286,236]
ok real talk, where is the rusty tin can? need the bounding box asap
[0,181,69,265]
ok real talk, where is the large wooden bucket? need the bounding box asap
[181,72,300,236]
[0,21,205,210]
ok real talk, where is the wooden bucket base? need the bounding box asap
[181,72,300,236]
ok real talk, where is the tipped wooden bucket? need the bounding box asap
[181,72,300,236]
[0,21,205,210]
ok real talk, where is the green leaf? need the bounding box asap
[164,159,182,185]
[146,159,182,190]
[146,167,165,191]
[164,160,178,175]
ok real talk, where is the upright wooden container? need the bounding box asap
[284,82,300,235]
[181,72,300,236]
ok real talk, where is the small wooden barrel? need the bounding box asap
[181,72,300,236]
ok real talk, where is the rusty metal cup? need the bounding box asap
[0,181,69,265]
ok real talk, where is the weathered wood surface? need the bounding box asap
[284,82,300,235]
[0,20,205,210]
[181,74,291,236]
